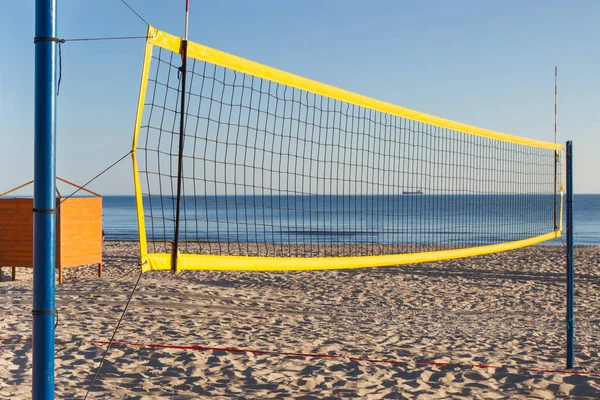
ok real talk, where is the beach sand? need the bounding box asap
[1,244,599,399]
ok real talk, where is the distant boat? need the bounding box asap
[403,190,423,195]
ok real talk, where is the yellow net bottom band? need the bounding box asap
[141,231,560,273]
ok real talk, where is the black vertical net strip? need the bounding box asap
[136,45,559,259]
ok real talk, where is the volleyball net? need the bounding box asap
[131,26,563,273]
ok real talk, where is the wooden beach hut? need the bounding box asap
[0,178,103,284]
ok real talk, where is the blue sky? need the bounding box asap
[1,0,598,195]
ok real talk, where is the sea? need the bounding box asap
[101,194,600,246]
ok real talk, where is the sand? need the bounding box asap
[1,243,599,399]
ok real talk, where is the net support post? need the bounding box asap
[33,0,57,398]
[565,140,574,370]
[172,39,188,274]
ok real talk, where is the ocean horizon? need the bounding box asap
[99,194,600,246]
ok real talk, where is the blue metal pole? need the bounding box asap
[33,0,57,398]
[566,140,574,369]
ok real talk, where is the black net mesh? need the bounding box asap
[136,46,561,258]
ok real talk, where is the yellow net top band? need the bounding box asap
[146,26,561,151]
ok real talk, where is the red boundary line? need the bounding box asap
[2,336,599,377]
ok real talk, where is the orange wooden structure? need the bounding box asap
[0,178,103,284]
